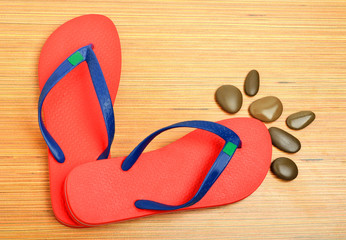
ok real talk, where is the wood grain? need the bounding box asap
[0,0,345,239]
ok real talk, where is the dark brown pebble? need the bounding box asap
[269,127,301,153]
[244,70,260,96]
[271,157,298,181]
[249,96,283,122]
[215,85,243,114]
[286,111,315,130]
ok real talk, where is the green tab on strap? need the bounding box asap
[223,141,237,156]
[68,51,84,66]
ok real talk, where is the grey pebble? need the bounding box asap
[215,85,243,114]
[244,70,260,96]
[271,157,298,181]
[286,111,315,130]
[269,127,301,153]
[249,96,283,122]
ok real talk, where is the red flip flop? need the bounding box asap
[64,118,271,226]
[38,15,121,227]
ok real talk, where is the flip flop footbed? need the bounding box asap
[39,14,121,226]
[65,118,271,226]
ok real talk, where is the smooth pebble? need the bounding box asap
[271,157,298,181]
[269,127,301,153]
[286,111,315,130]
[215,85,243,114]
[244,70,260,96]
[249,96,283,122]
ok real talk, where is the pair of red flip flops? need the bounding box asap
[38,15,272,227]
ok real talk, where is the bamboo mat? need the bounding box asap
[0,0,345,239]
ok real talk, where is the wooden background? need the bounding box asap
[0,0,345,239]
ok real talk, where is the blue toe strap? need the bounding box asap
[121,120,242,211]
[38,44,115,163]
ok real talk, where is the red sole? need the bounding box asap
[39,15,121,227]
[65,118,272,226]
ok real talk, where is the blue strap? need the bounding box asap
[38,44,115,163]
[121,120,242,211]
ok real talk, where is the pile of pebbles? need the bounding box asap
[215,70,315,181]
